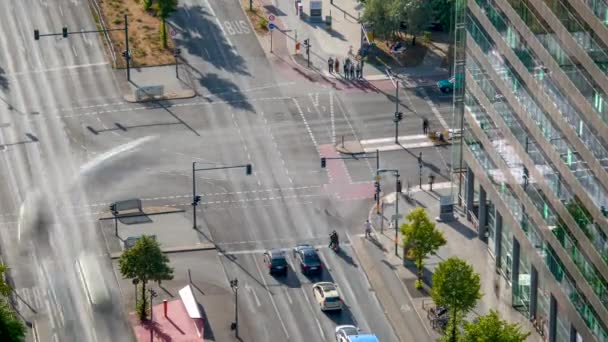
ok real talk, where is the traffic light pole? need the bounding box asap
[34,15,131,81]
[192,162,253,230]
[378,169,400,256]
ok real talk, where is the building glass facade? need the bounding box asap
[452,0,608,340]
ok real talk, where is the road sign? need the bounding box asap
[268,14,276,22]
[269,22,275,30]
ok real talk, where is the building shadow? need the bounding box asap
[445,219,478,240]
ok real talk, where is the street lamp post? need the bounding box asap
[174,48,181,79]
[192,162,253,229]
[110,203,119,236]
[133,278,139,304]
[149,288,158,342]
[378,169,401,256]
[385,68,403,144]
[230,279,239,338]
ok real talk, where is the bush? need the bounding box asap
[112,18,123,25]
[136,298,149,321]
[258,18,268,30]
[415,279,423,289]
[422,31,432,45]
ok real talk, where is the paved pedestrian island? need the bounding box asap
[129,299,203,342]
[336,134,445,154]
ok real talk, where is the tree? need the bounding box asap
[401,208,446,289]
[0,264,12,297]
[432,257,481,341]
[143,0,153,10]
[431,0,453,31]
[119,236,174,320]
[399,0,433,45]
[461,310,530,341]
[361,0,400,40]
[0,300,26,342]
[153,0,178,48]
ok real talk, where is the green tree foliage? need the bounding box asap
[119,236,174,320]
[143,0,153,10]
[397,0,433,40]
[0,265,25,342]
[401,208,446,289]
[153,0,178,48]
[0,264,12,297]
[432,257,482,341]
[431,0,452,31]
[361,0,399,40]
[461,310,530,342]
[0,300,26,342]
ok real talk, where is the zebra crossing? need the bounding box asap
[14,286,65,332]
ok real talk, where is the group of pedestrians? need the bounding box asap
[328,56,364,80]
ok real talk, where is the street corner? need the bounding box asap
[335,140,364,154]
[123,89,196,103]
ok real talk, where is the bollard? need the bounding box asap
[341,135,345,148]
[163,299,168,317]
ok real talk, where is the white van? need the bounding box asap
[75,253,111,310]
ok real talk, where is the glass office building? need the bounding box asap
[451,0,608,340]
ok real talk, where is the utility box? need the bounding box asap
[436,195,455,222]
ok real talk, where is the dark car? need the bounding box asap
[292,244,322,275]
[263,249,288,275]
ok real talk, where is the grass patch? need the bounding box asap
[98,0,175,67]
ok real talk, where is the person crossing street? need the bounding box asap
[364,219,372,238]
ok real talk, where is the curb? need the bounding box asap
[123,90,196,103]
[110,243,217,259]
[98,207,186,220]
[335,140,364,154]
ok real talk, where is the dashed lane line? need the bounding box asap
[292,98,319,152]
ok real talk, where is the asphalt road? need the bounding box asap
[0,0,453,341]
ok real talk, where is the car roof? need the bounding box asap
[347,334,380,342]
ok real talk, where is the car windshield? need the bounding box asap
[271,257,287,266]
[321,284,336,291]
[341,327,359,336]
[325,296,340,302]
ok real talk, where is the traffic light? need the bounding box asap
[321,157,326,168]
[396,112,403,121]
[62,27,68,38]
[109,203,117,215]
[374,181,380,193]
[246,164,252,175]
[396,180,402,193]
[304,38,309,46]
[34,29,39,40]
[193,195,201,205]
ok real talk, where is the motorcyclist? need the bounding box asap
[329,230,339,249]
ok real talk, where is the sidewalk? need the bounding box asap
[350,186,542,341]
[253,0,449,82]
[123,65,195,102]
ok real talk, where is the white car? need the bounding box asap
[313,282,342,311]
[335,325,380,342]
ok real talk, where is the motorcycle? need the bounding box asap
[329,233,340,253]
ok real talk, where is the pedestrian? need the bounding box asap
[335,59,340,75]
[364,219,372,238]
[343,60,348,78]
[357,63,362,79]
[418,152,423,166]
[328,57,334,73]
[423,118,429,134]
[350,63,355,79]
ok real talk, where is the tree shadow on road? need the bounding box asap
[198,73,254,112]
[0,65,8,92]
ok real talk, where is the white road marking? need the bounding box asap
[245,283,261,307]
[203,0,234,48]
[293,98,319,152]
[253,257,290,339]
[5,62,109,77]
[300,287,326,341]
[361,134,427,145]
[418,87,449,129]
